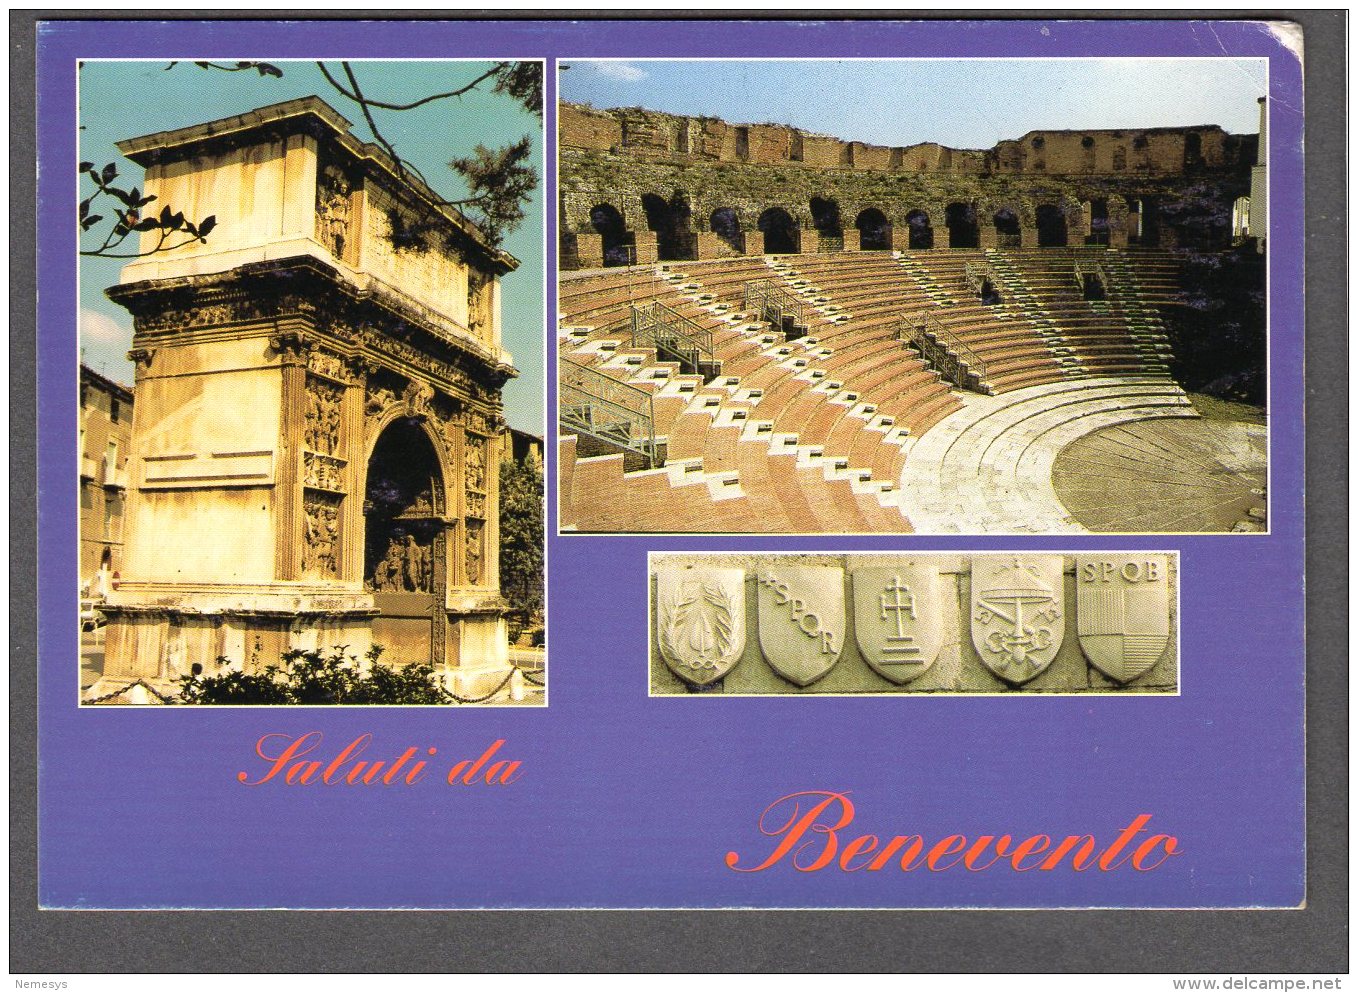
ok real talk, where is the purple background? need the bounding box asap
[37,19,1304,909]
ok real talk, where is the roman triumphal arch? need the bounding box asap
[89,97,519,702]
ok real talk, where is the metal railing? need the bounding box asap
[743,279,807,334]
[631,300,716,377]
[899,311,990,394]
[559,358,662,467]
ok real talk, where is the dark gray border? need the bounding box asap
[11,10,1347,974]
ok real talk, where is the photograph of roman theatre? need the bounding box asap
[556,59,1268,534]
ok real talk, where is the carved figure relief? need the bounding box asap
[302,494,341,577]
[368,532,434,593]
[465,521,484,585]
[316,164,353,260]
[307,349,346,382]
[403,381,435,419]
[468,271,491,341]
[464,434,487,495]
[365,381,398,419]
[303,451,346,492]
[305,378,344,456]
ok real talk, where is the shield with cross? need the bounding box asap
[970,556,1066,685]
[852,564,945,684]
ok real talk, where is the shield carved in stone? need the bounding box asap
[757,565,845,687]
[852,564,945,684]
[655,567,747,685]
[1075,554,1172,684]
[970,556,1065,685]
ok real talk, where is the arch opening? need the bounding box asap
[905,209,933,250]
[589,203,632,267]
[1035,204,1068,247]
[757,207,799,255]
[709,207,743,253]
[993,208,1021,249]
[364,417,447,667]
[1086,198,1110,246]
[945,202,979,248]
[810,197,842,251]
[855,207,892,251]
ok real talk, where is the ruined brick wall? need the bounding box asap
[559,101,1254,247]
[560,101,1254,177]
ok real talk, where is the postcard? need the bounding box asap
[35,17,1306,918]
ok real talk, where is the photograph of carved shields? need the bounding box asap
[970,555,1065,685]
[756,565,845,687]
[852,564,944,684]
[654,567,746,685]
[1076,554,1172,684]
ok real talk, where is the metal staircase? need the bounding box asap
[560,357,664,469]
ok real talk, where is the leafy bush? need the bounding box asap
[176,645,453,705]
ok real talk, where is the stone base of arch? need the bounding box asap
[91,589,512,704]
[979,227,999,249]
[841,230,861,252]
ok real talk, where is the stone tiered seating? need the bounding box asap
[560,259,928,532]
[986,248,1175,379]
[896,376,1199,533]
[559,248,1199,534]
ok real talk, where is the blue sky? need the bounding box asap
[78,60,545,435]
[560,58,1267,148]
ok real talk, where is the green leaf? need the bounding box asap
[198,215,217,237]
[77,161,93,173]
[101,163,117,184]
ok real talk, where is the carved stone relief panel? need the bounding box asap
[367,529,436,594]
[301,492,342,578]
[650,553,1179,695]
[316,163,354,261]
[304,377,344,457]
[464,520,484,586]
[303,451,346,492]
[468,270,491,343]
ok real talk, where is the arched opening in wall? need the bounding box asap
[945,202,979,248]
[589,203,632,266]
[905,209,933,250]
[1126,197,1159,247]
[993,208,1021,249]
[710,207,744,254]
[809,197,842,252]
[1035,204,1068,247]
[364,417,446,668]
[642,192,695,261]
[1086,198,1110,246]
[757,207,799,255]
[855,208,891,251]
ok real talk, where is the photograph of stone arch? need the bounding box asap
[78,60,546,705]
[557,58,1269,535]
